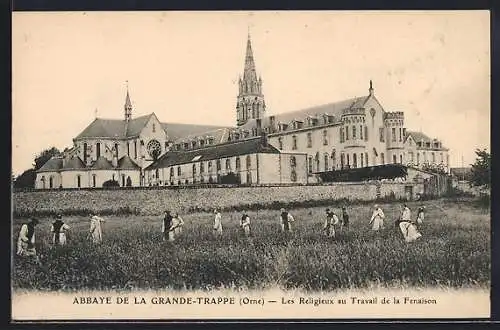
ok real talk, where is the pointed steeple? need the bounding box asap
[243,33,257,82]
[369,79,374,96]
[124,81,132,121]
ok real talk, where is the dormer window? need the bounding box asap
[183,142,189,149]
[208,137,214,145]
[192,141,197,149]
[200,140,205,147]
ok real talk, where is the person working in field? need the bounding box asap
[89,213,106,244]
[167,213,184,242]
[17,217,39,257]
[341,206,349,232]
[279,208,295,233]
[173,212,184,237]
[397,204,422,243]
[51,214,70,246]
[213,209,223,236]
[240,211,251,237]
[369,204,385,231]
[323,208,339,238]
[416,206,425,227]
[161,210,173,242]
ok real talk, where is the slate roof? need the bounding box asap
[91,157,114,170]
[62,157,87,171]
[162,123,234,142]
[146,136,280,170]
[117,155,141,170]
[37,157,63,173]
[241,96,371,130]
[406,131,433,142]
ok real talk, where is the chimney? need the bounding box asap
[269,116,276,133]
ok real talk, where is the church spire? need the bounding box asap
[236,31,266,126]
[369,79,374,96]
[124,81,132,121]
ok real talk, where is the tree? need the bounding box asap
[34,147,60,170]
[470,148,490,188]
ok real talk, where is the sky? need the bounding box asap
[12,11,490,176]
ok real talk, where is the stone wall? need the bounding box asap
[13,182,423,216]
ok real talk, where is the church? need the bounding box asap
[35,33,450,189]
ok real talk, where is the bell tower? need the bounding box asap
[124,81,133,122]
[236,32,266,126]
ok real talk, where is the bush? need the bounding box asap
[102,180,120,188]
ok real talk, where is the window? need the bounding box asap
[360,153,364,167]
[346,154,350,167]
[92,174,96,187]
[323,130,328,145]
[236,157,241,170]
[308,157,313,173]
[381,152,385,165]
[324,153,329,171]
[417,153,420,165]
[345,126,349,140]
[440,152,443,163]
[208,161,213,172]
[184,143,189,149]
[192,141,197,149]
[392,128,396,142]
[332,150,337,169]
[340,127,344,143]
[292,135,298,150]
[352,126,356,139]
[393,154,397,164]
[127,142,130,156]
[403,128,407,139]
[41,176,46,189]
[364,126,368,141]
[307,132,312,148]
[399,128,402,142]
[216,160,221,171]
[152,123,156,133]
[77,175,81,188]
[83,143,88,163]
[177,166,181,176]
[170,168,174,177]
[278,137,283,150]
[340,154,345,169]
[49,176,53,189]
[359,125,363,140]
[379,128,385,142]
[115,143,119,159]
[409,152,414,163]
[96,143,101,158]
[122,174,126,187]
[400,155,403,164]
[446,154,449,167]
[353,153,357,168]
[365,152,368,167]
[290,156,297,182]
[134,141,137,159]
[432,152,435,163]
[246,155,251,169]
[192,163,197,175]
[225,159,231,171]
[424,152,427,162]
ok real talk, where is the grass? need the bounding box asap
[12,198,490,292]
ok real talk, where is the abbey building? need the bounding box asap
[35,33,449,189]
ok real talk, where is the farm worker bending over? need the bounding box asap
[173,212,184,236]
[369,205,385,231]
[51,214,70,246]
[17,218,39,257]
[213,209,223,236]
[168,213,184,242]
[324,209,339,238]
[89,214,106,244]
[240,212,251,236]
[397,204,422,243]
[280,208,295,233]
[416,206,425,226]
[161,210,173,242]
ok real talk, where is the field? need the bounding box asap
[12,197,490,292]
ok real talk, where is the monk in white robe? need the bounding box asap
[416,206,425,226]
[240,213,251,236]
[213,209,223,236]
[173,213,184,237]
[397,204,422,242]
[324,209,339,238]
[17,218,39,257]
[168,214,184,242]
[89,214,106,244]
[51,215,70,246]
[369,205,385,231]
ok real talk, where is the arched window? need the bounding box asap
[308,157,313,173]
[216,160,221,171]
[352,126,356,139]
[400,155,403,164]
[365,153,368,167]
[246,155,251,169]
[114,143,119,159]
[278,137,283,150]
[353,153,358,168]
[92,174,96,187]
[41,176,46,189]
[292,135,297,150]
[393,154,397,164]
[122,174,126,187]
[290,156,297,182]
[381,153,385,165]
[359,125,363,140]
[134,141,137,159]
[192,163,197,175]
[323,130,328,145]
[417,153,420,165]
[346,154,350,168]
[225,159,231,171]
[177,166,181,176]
[307,133,312,148]
[96,143,101,158]
[324,153,329,171]
[246,171,252,184]
[77,175,81,188]
[236,157,241,170]
[200,162,205,173]
[340,153,345,169]
[83,143,88,163]
[360,153,364,167]
[49,176,53,189]
[170,168,174,177]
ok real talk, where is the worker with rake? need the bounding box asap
[397,204,422,243]
[279,208,295,233]
[16,217,40,258]
[89,213,106,244]
[51,214,71,246]
[167,212,184,242]
[240,211,251,237]
[369,204,385,231]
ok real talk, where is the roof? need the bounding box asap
[450,167,472,177]
[162,123,234,142]
[406,131,433,142]
[37,157,63,173]
[62,157,87,171]
[318,164,409,182]
[241,96,371,130]
[146,136,280,170]
[117,155,141,170]
[91,157,114,170]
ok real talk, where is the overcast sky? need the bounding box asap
[12,11,490,176]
